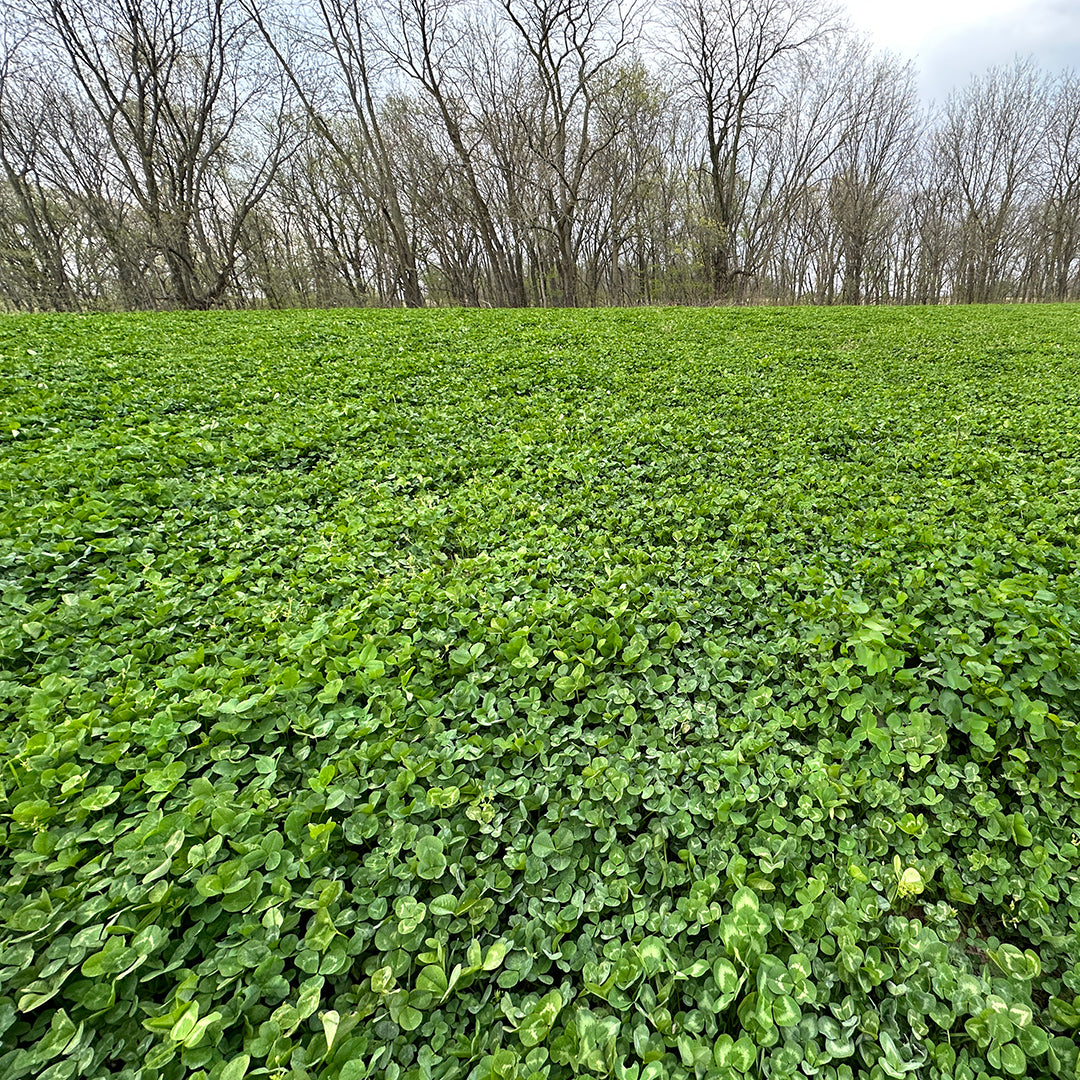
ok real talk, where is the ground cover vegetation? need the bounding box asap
[0,304,1078,1080]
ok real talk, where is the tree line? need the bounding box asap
[0,0,1077,310]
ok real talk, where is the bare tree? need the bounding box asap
[578,58,676,303]
[936,59,1048,303]
[23,0,296,308]
[2,0,1077,311]
[665,0,838,301]
[0,35,77,308]
[497,0,641,306]
[744,43,852,302]
[827,48,920,304]
[1039,71,1080,301]
[374,0,528,305]
[248,0,424,306]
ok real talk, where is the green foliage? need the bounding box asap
[1,304,1079,1079]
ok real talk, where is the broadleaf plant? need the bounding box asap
[0,305,1079,1079]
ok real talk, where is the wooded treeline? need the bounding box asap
[1,0,1077,310]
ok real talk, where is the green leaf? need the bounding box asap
[416,835,447,880]
[773,995,801,1028]
[417,966,448,996]
[320,1010,340,1053]
[389,991,424,1032]
[1018,1025,1049,1057]
[713,1034,734,1068]
[220,1055,250,1080]
[518,990,563,1048]
[639,938,667,977]
[730,1035,756,1073]
[1000,1043,1027,1076]
[483,939,510,971]
[429,893,458,917]
[398,1005,423,1031]
[713,958,740,998]
[731,886,759,922]
[168,1001,199,1043]
[991,944,1041,980]
[787,954,811,981]
[183,1011,222,1049]
[1011,814,1034,847]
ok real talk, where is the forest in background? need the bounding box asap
[0,0,1078,311]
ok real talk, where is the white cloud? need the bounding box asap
[841,0,1080,100]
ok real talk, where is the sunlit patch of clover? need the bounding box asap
[892,855,925,903]
[466,787,496,825]
[925,900,958,925]
[1004,895,1023,929]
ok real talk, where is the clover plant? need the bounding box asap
[0,304,1078,1080]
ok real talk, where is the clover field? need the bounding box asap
[1,305,1080,1080]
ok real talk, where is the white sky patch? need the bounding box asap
[841,0,1080,102]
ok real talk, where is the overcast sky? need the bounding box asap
[841,0,1080,102]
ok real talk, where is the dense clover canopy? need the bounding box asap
[0,305,1078,1078]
